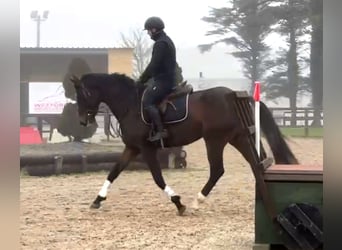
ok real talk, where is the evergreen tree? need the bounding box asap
[58,58,97,141]
[200,0,277,93]
[308,0,323,126]
[264,0,310,116]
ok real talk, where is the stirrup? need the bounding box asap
[148,130,168,142]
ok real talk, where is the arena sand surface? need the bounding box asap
[20,138,322,250]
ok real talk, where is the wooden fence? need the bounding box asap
[268,108,323,127]
[21,107,323,140]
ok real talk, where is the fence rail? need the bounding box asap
[21,107,323,140]
[268,108,323,128]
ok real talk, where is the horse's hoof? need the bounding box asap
[90,202,101,209]
[171,195,186,215]
[177,205,186,216]
[90,195,106,209]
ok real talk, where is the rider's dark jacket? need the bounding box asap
[139,30,176,86]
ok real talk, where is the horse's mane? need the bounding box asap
[109,73,136,88]
[81,73,145,110]
[81,73,140,94]
[81,72,135,87]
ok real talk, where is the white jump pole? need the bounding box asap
[253,81,261,157]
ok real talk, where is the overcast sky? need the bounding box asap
[20,0,231,47]
[20,0,247,78]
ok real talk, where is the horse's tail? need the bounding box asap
[259,101,299,164]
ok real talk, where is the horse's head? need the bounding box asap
[70,75,100,126]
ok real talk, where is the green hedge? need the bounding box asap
[280,127,323,137]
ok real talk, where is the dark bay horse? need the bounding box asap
[71,73,298,215]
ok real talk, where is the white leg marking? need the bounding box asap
[164,185,176,198]
[98,180,111,197]
[191,192,206,210]
[197,192,206,203]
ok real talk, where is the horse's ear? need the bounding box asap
[70,75,81,88]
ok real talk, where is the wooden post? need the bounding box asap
[168,152,176,169]
[54,155,63,175]
[304,110,309,137]
[81,155,88,173]
[37,116,43,138]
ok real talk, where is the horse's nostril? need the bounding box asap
[80,121,87,126]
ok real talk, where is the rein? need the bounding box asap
[109,84,142,139]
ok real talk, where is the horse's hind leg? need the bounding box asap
[141,147,186,216]
[192,137,226,210]
[229,133,260,167]
[91,146,140,209]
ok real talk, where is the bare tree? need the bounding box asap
[118,28,153,79]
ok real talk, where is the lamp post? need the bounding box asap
[30,10,49,47]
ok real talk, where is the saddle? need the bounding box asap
[158,81,193,113]
[141,81,193,125]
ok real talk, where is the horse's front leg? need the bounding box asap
[141,147,186,216]
[191,137,226,210]
[91,146,140,209]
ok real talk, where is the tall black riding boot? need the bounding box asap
[145,106,168,142]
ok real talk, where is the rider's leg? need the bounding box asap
[145,105,168,141]
[142,84,170,141]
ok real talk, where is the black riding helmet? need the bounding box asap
[144,16,165,31]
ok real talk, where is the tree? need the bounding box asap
[199,0,277,94]
[57,103,98,142]
[119,27,185,85]
[58,57,97,141]
[118,28,153,80]
[308,0,323,126]
[264,0,310,116]
[63,57,92,101]
[264,0,322,126]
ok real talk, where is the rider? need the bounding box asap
[138,16,177,142]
